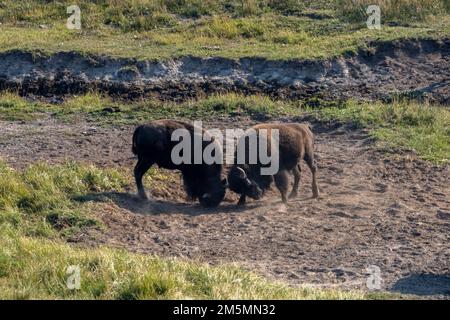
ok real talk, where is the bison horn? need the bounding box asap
[236,167,247,179]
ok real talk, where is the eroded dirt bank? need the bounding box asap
[1,118,449,297]
[0,38,449,103]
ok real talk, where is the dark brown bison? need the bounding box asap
[132,120,226,208]
[227,122,319,205]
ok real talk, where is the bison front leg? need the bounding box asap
[134,157,153,200]
[274,170,289,204]
[237,194,246,206]
[305,153,319,198]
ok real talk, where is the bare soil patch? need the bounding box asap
[1,117,448,297]
[0,38,449,103]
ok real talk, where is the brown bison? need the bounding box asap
[132,119,226,208]
[227,122,319,205]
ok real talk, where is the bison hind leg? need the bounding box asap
[289,164,301,199]
[134,156,153,200]
[274,170,289,204]
[304,153,319,198]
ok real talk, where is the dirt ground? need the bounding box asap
[1,117,449,298]
[1,38,449,103]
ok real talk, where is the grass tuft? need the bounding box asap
[0,161,127,237]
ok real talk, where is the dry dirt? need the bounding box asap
[0,117,449,298]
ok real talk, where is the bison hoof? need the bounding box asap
[237,200,246,206]
[138,192,148,201]
[288,192,298,199]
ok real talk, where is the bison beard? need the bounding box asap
[132,120,226,208]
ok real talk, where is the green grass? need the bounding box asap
[0,160,128,238]
[312,100,450,163]
[1,91,448,163]
[0,230,391,300]
[337,0,450,24]
[0,91,297,123]
[0,1,448,60]
[0,92,45,121]
[0,160,397,299]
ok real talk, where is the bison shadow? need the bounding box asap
[390,273,450,297]
[73,191,261,216]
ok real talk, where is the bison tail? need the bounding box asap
[132,127,140,155]
[305,123,315,146]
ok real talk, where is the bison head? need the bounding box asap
[227,166,263,200]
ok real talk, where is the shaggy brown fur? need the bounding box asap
[132,120,226,208]
[228,122,319,205]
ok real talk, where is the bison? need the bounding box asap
[132,119,226,208]
[227,122,319,205]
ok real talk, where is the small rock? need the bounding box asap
[256,215,267,222]
[237,223,247,230]
[411,230,421,237]
[437,209,449,220]
[102,106,120,113]
[201,45,221,50]
[158,220,169,229]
